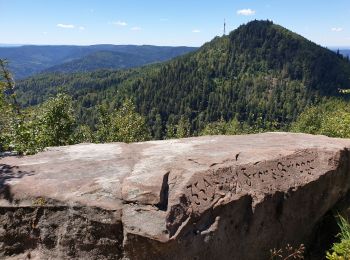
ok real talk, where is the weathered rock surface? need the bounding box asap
[1,132,350,259]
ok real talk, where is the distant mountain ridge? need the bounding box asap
[0,44,197,79]
[43,50,143,73]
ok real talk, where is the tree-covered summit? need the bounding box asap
[15,20,350,138]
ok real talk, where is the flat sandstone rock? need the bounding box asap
[1,132,350,259]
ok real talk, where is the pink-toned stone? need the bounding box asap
[1,132,350,259]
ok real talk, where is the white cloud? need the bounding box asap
[57,23,75,29]
[237,9,256,16]
[131,26,142,31]
[331,27,343,32]
[79,26,85,31]
[113,21,128,26]
[192,29,201,33]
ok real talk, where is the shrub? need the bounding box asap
[200,117,241,136]
[326,215,350,260]
[291,99,350,138]
[95,99,151,143]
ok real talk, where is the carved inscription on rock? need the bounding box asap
[183,150,318,214]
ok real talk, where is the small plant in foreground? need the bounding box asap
[326,215,350,260]
[270,244,305,260]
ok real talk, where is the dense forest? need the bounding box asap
[0,58,152,154]
[14,20,350,142]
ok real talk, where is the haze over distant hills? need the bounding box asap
[0,44,24,47]
[339,49,350,58]
[0,45,197,79]
[1,42,348,80]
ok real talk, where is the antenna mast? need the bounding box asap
[224,19,226,35]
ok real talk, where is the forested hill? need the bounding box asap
[0,45,197,79]
[16,20,350,138]
[128,20,350,130]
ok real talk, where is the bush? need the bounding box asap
[0,91,77,155]
[291,99,350,138]
[73,125,94,143]
[95,99,151,143]
[35,93,76,147]
[200,117,241,136]
[4,93,76,155]
[0,60,16,152]
[326,215,350,259]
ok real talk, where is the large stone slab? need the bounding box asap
[1,132,350,259]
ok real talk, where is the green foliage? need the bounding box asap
[0,84,9,151]
[4,93,76,154]
[36,93,76,147]
[0,59,77,155]
[96,99,150,143]
[5,111,43,155]
[201,118,241,135]
[15,21,350,139]
[2,20,350,149]
[95,104,112,142]
[326,215,350,260]
[200,117,279,136]
[0,59,17,152]
[291,99,350,138]
[165,122,176,139]
[151,113,163,140]
[73,125,94,143]
[224,118,241,135]
[201,118,228,135]
[175,116,191,138]
[290,106,322,135]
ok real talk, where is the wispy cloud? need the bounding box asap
[331,27,343,32]
[192,29,201,33]
[237,9,256,16]
[79,26,85,31]
[131,26,142,31]
[112,21,128,26]
[57,23,75,29]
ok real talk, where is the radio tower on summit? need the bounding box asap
[223,19,226,35]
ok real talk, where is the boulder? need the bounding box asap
[1,132,350,259]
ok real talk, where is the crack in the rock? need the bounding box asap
[156,171,170,211]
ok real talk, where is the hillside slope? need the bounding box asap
[16,20,350,136]
[127,20,350,131]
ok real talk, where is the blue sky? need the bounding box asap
[0,0,350,47]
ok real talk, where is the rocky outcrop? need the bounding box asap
[1,133,350,259]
